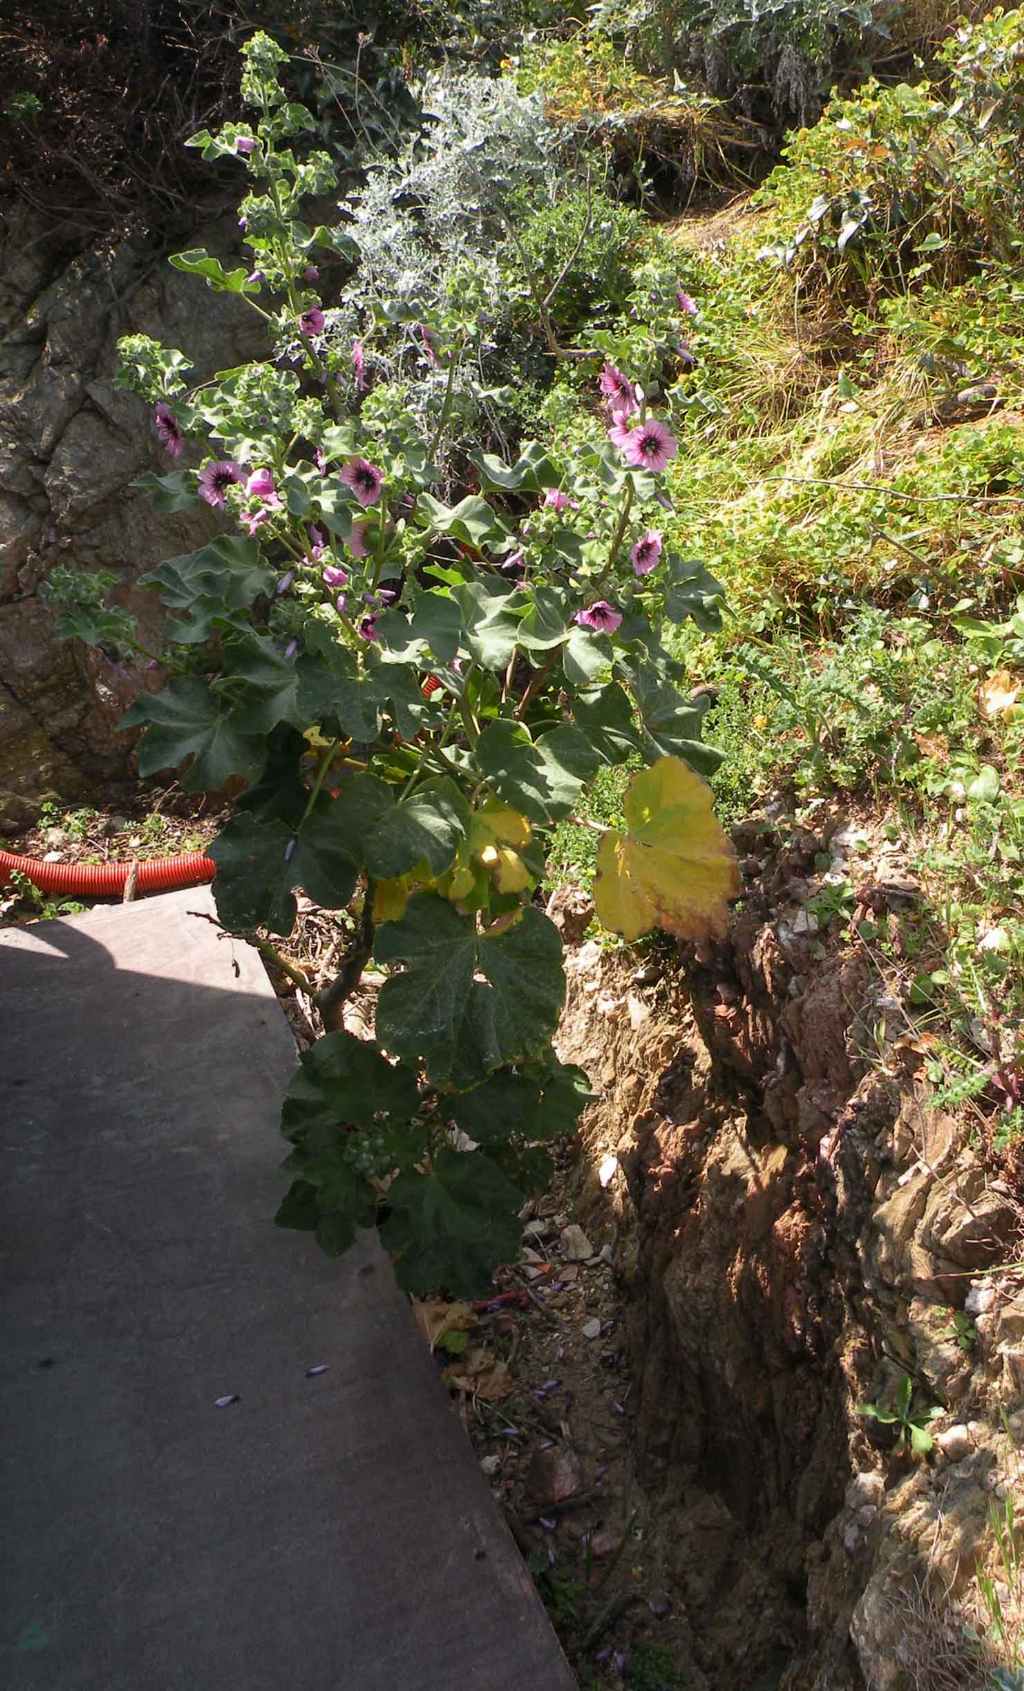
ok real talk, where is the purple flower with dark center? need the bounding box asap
[308,522,328,553]
[323,564,348,589]
[358,615,378,641]
[246,269,265,286]
[621,418,678,473]
[246,466,276,500]
[630,529,663,575]
[607,418,633,451]
[676,287,698,316]
[599,362,637,422]
[544,488,574,512]
[352,339,366,391]
[575,600,622,634]
[304,265,320,282]
[299,306,325,336]
[677,339,696,369]
[153,401,184,459]
[340,456,384,508]
[378,580,400,606]
[235,136,256,156]
[238,217,247,232]
[198,459,243,508]
[276,570,295,595]
[347,521,369,559]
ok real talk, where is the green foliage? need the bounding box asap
[755,9,1024,301]
[858,1373,942,1456]
[57,34,732,1297]
[504,187,651,342]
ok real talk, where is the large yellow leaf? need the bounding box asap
[594,756,739,942]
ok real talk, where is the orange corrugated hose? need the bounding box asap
[0,850,215,897]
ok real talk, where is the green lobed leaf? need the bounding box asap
[516,585,572,652]
[627,665,722,775]
[571,682,640,764]
[417,492,508,548]
[168,249,259,294]
[281,1030,420,1136]
[449,1058,592,1144]
[374,894,565,1089]
[120,677,265,790]
[472,440,560,493]
[380,1148,525,1296]
[208,805,359,935]
[662,556,727,632]
[140,536,275,644]
[223,631,304,733]
[326,773,469,881]
[476,720,600,824]
[454,579,524,668]
[131,470,199,513]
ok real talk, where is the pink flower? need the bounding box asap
[676,288,698,316]
[544,488,574,512]
[352,339,366,391]
[304,264,320,282]
[198,460,243,507]
[622,419,677,473]
[246,466,276,500]
[599,363,637,422]
[323,564,349,588]
[335,593,348,614]
[340,457,384,507]
[575,601,623,634]
[607,418,634,451]
[630,530,663,575]
[153,402,183,458]
[241,508,269,536]
[235,136,256,156]
[300,306,325,336]
[347,521,369,558]
[358,615,378,641]
[417,324,438,366]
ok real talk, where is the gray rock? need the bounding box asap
[0,204,265,802]
[560,1224,593,1262]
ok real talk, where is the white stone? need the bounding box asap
[936,1425,972,1462]
[598,1154,618,1189]
[582,1318,602,1340]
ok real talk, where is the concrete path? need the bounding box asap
[0,888,576,1691]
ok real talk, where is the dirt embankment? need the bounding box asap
[554,810,1024,1690]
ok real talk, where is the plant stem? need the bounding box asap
[316,880,375,1030]
[299,737,340,826]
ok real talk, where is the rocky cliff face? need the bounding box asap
[0,206,264,833]
[555,810,1024,1690]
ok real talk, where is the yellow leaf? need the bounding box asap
[442,1346,512,1401]
[374,867,436,923]
[412,1297,475,1352]
[470,800,532,852]
[492,846,530,893]
[979,669,1022,719]
[594,756,739,943]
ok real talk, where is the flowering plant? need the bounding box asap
[62,33,738,1294]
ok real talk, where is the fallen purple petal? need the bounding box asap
[214,1394,240,1408]
[305,1364,329,1377]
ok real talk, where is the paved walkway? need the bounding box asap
[1,888,576,1691]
